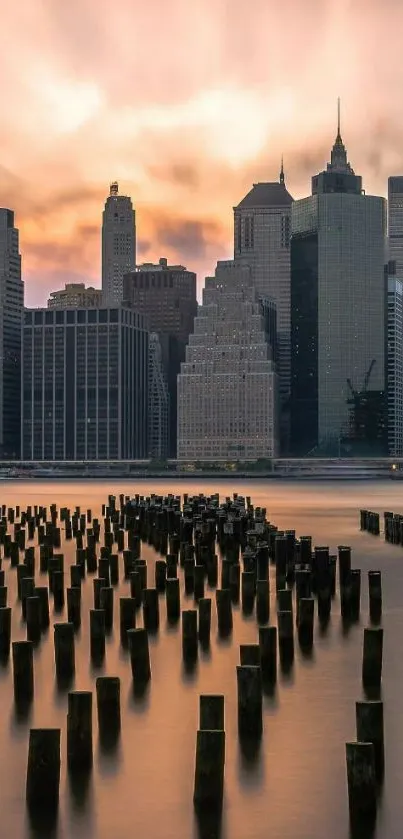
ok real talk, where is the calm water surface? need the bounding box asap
[1,478,403,839]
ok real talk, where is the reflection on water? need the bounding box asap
[0,479,403,838]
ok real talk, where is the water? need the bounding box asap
[1,478,403,839]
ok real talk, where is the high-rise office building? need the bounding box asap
[124,257,197,456]
[234,166,293,451]
[48,283,102,309]
[148,333,170,460]
[22,307,148,460]
[102,182,136,305]
[0,209,23,458]
[177,260,278,462]
[385,260,403,456]
[388,177,403,281]
[291,111,387,455]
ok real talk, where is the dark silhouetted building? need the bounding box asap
[148,332,169,459]
[123,257,197,456]
[388,177,403,281]
[291,110,386,456]
[22,307,148,460]
[386,260,403,456]
[0,209,23,458]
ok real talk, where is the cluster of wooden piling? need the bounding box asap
[360,509,380,535]
[360,507,403,544]
[0,495,387,827]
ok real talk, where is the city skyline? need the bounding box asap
[1,1,403,306]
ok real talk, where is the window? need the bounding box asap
[56,311,64,324]
[34,311,43,325]
[66,310,75,324]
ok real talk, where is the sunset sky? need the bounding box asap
[2,0,402,304]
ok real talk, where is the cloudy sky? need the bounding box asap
[1,0,402,304]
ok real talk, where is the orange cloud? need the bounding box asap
[0,0,402,305]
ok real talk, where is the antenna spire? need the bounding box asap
[337,97,341,140]
[280,155,285,185]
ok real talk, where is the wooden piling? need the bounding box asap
[259,626,277,684]
[12,640,34,702]
[236,665,262,738]
[216,589,232,636]
[143,588,159,632]
[127,628,151,682]
[26,729,60,810]
[90,609,105,663]
[198,598,211,645]
[96,677,121,739]
[100,586,114,631]
[200,695,224,730]
[346,742,377,824]
[368,571,382,624]
[166,578,180,622]
[67,587,81,629]
[193,729,225,808]
[119,597,136,647]
[26,597,41,643]
[0,606,11,658]
[356,700,384,779]
[54,623,75,681]
[67,691,93,770]
[362,627,383,689]
[182,609,198,661]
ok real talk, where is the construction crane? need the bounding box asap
[346,359,376,402]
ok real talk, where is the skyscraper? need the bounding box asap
[234,167,293,451]
[22,307,148,460]
[0,209,23,458]
[388,177,403,280]
[291,108,387,455]
[177,260,278,462]
[123,257,197,456]
[385,260,403,457]
[102,182,136,305]
[148,333,170,460]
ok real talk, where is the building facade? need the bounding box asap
[123,257,197,456]
[102,182,136,306]
[0,209,23,458]
[386,261,403,456]
[291,124,387,456]
[234,171,293,451]
[177,260,278,462]
[148,333,170,460]
[388,177,403,281]
[48,283,102,309]
[22,307,148,460]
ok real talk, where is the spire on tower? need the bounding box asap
[110,181,119,196]
[279,155,285,185]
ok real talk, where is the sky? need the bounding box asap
[1,0,403,305]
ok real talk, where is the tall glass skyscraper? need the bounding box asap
[0,209,23,458]
[291,116,387,455]
[388,177,403,280]
[234,170,293,452]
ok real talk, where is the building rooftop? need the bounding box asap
[235,182,293,210]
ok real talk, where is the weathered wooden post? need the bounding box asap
[216,589,232,636]
[368,571,382,624]
[13,640,34,702]
[362,627,383,689]
[26,729,60,810]
[237,665,262,738]
[21,577,35,621]
[54,623,75,682]
[67,691,93,770]
[93,577,106,610]
[53,570,65,611]
[182,609,198,662]
[67,588,81,630]
[278,610,294,665]
[194,565,205,601]
[356,700,384,779]
[166,578,180,623]
[90,609,105,664]
[350,569,361,622]
[155,560,167,592]
[129,571,142,607]
[96,677,121,741]
[256,579,269,625]
[200,695,224,730]
[119,597,136,647]
[297,598,314,648]
[34,587,50,630]
[143,588,159,632]
[26,597,41,643]
[100,586,114,631]
[184,558,195,595]
[70,564,82,589]
[345,742,376,825]
[240,644,261,666]
[241,571,255,613]
[98,558,111,587]
[198,598,211,646]
[259,626,277,684]
[193,729,225,809]
[0,606,11,658]
[127,628,151,682]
